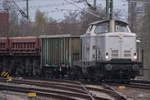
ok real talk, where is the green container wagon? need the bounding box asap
[40,34,81,69]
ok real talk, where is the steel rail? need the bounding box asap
[79,82,122,100]
[21,77,81,85]
[102,84,128,100]
[131,80,150,84]
[80,82,96,100]
[7,78,83,88]
[125,83,150,89]
[86,86,128,100]
[107,81,150,90]
[0,85,75,100]
[0,83,112,100]
[0,79,86,94]
[0,84,93,100]
[0,78,131,100]
[0,78,113,100]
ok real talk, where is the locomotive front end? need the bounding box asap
[104,32,141,80]
[81,20,143,81]
[103,21,142,81]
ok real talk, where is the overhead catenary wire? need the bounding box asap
[3,0,28,19]
[13,0,133,12]
[12,0,28,19]
[14,0,150,9]
[64,0,101,18]
[10,0,144,21]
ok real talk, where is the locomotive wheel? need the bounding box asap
[69,66,82,80]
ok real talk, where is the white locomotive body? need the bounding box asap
[79,20,142,81]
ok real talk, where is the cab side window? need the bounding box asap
[116,22,129,32]
[95,23,109,34]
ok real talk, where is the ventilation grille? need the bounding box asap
[111,50,119,57]
[124,50,131,57]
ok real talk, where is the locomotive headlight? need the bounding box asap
[105,52,109,59]
[133,53,137,60]
[105,55,109,59]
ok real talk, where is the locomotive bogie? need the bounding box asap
[103,60,141,80]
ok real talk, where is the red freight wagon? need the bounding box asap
[0,37,9,54]
[0,12,9,36]
[9,36,40,55]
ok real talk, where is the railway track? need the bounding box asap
[86,84,128,100]
[128,80,150,89]
[0,78,128,100]
[84,80,150,100]
[108,80,150,100]
[106,80,150,90]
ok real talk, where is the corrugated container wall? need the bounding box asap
[40,35,81,68]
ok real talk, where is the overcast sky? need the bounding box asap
[15,0,128,22]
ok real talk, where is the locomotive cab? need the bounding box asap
[86,19,130,34]
[81,19,142,81]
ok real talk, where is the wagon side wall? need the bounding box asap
[40,35,81,68]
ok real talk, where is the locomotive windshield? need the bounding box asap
[92,20,130,34]
[95,23,109,34]
[116,22,129,32]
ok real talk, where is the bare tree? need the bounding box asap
[8,10,21,36]
[57,4,121,34]
[33,10,49,35]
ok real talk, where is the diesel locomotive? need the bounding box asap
[0,19,143,81]
[74,19,143,81]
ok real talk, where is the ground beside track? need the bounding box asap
[85,85,115,100]
[111,86,150,100]
[0,91,57,100]
[0,92,24,100]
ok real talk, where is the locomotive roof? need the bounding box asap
[90,19,128,25]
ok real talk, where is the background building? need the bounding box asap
[128,0,150,80]
[128,0,144,34]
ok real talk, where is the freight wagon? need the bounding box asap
[0,36,41,76]
[40,34,81,78]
